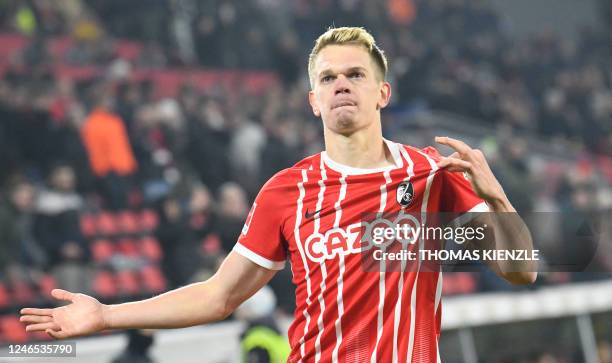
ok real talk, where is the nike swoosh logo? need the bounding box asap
[304,208,323,219]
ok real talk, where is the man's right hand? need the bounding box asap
[20,252,277,335]
[20,289,108,339]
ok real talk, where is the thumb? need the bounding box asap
[51,289,76,303]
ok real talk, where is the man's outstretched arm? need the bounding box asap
[20,252,277,339]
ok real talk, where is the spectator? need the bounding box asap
[0,179,47,283]
[81,89,138,210]
[228,111,266,192]
[184,98,231,193]
[155,183,215,289]
[259,116,300,185]
[492,138,535,213]
[215,182,249,254]
[34,164,90,292]
[0,192,18,280]
[235,285,290,363]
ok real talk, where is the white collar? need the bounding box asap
[321,138,403,175]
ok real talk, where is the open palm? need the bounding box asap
[20,289,108,339]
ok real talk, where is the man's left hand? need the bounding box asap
[434,136,507,205]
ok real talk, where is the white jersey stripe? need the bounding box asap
[370,170,393,363]
[392,148,416,363]
[314,159,329,362]
[434,269,443,317]
[407,150,439,363]
[294,169,312,362]
[331,175,348,363]
[435,261,444,363]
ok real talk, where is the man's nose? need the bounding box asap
[334,75,351,95]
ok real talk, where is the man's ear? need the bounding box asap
[308,90,320,117]
[376,82,392,110]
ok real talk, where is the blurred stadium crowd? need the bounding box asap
[0,0,610,357]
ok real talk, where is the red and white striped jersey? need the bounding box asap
[234,139,487,363]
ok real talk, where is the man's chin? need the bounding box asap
[329,118,360,135]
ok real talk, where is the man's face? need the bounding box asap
[51,166,76,192]
[11,183,35,212]
[309,44,391,135]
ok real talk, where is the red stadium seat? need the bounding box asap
[118,210,139,234]
[140,209,159,231]
[92,239,114,263]
[442,272,477,296]
[115,40,143,60]
[140,237,162,261]
[0,283,8,308]
[13,281,35,304]
[38,274,57,299]
[1,315,28,343]
[80,213,97,237]
[116,270,140,295]
[141,266,166,293]
[93,270,117,298]
[0,34,27,59]
[96,212,119,236]
[117,238,139,257]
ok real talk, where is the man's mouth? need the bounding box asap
[332,101,357,109]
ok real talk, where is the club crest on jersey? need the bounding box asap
[396,181,414,207]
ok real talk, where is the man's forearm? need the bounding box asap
[484,196,537,284]
[103,278,229,330]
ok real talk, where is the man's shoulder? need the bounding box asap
[261,153,321,189]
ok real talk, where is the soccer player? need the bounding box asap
[20,27,536,362]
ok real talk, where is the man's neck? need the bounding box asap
[324,128,395,169]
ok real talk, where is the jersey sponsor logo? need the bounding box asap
[242,202,257,235]
[396,181,414,207]
[303,213,423,263]
[304,222,365,263]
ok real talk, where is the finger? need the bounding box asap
[447,152,460,159]
[20,308,53,316]
[20,315,53,324]
[445,165,472,173]
[46,328,68,340]
[437,156,472,168]
[25,322,60,332]
[51,289,76,302]
[435,136,472,155]
[437,157,472,172]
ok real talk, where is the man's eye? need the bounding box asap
[349,72,364,79]
[321,76,333,83]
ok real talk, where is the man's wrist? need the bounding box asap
[101,304,113,330]
[485,195,514,212]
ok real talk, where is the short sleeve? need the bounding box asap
[419,145,488,227]
[440,170,488,213]
[440,170,489,227]
[420,145,488,215]
[233,178,288,270]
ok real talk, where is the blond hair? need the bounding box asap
[308,27,388,88]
